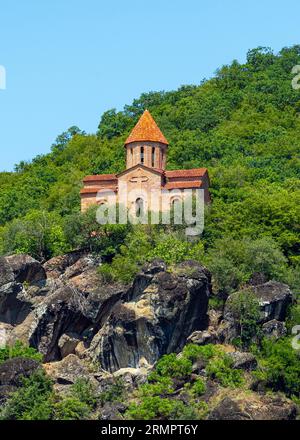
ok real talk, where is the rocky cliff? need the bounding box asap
[0,254,211,370]
[0,252,297,420]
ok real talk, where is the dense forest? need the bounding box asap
[0,45,300,420]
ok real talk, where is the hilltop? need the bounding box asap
[0,46,299,420]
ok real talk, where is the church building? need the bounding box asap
[80,110,210,213]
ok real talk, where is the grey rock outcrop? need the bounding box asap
[221,280,293,343]
[228,351,257,370]
[262,319,287,339]
[208,394,297,420]
[1,254,211,373]
[90,260,211,372]
[252,281,293,323]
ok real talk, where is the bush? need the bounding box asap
[64,207,130,258]
[153,354,193,380]
[0,341,43,365]
[0,369,54,420]
[139,377,175,397]
[191,378,206,396]
[99,378,125,405]
[69,378,97,408]
[182,344,219,363]
[147,234,204,265]
[0,210,69,261]
[255,338,300,397]
[206,356,244,388]
[53,397,91,420]
[183,344,244,388]
[126,397,199,420]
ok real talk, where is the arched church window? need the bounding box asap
[135,198,144,217]
[141,147,144,164]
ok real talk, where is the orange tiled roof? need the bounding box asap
[125,110,169,145]
[165,168,207,178]
[164,181,203,190]
[80,187,117,194]
[83,174,117,182]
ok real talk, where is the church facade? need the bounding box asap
[80,110,210,213]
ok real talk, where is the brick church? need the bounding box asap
[80,110,210,212]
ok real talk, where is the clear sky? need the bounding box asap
[0,0,299,171]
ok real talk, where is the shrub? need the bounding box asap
[206,355,244,388]
[153,354,193,380]
[0,369,54,420]
[99,378,125,405]
[0,341,43,365]
[286,301,300,333]
[191,378,206,396]
[64,207,130,258]
[0,210,69,261]
[139,377,174,397]
[126,397,199,420]
[147,234,204,265]
[182,344,219,363]
[69,378,97,408]
[53,397,90,420]
[255,338,300,397]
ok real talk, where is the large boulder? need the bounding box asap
[187,330,218,346]
[0,357,40,387]
[90,260,211,372]
[262,319,287,339]
[4,255,46,286]
[4,252,124,362]
[26,287,93,362]
[227,351,257,371]
[43,251,84,279]
[253,281,293,323]
[208,393,297,420]
[0,257,32,325]
[223,281,293,341]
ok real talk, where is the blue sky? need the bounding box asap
[0,0,299,171]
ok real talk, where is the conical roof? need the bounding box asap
[125,110,168,145]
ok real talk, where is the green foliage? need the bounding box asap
[99,227,205,284]
[0,341,43,365]
[139,377,175,398]
[286,300,300,333]
[226,290,261,347]
[153,353,193,379]
[206,356,244,388]
[0,369,54,420]
[64,206,130,257]
[126,343,244,420]
[0,210,69,261]
[182,344,244,388]
[126,397,200,420]
[254,338,300,397]
[148,234,204,265]
[99,378,125,405]
[53,397,91,420]
[190,378,206,396]
[204,236,288,295]
[69,378,98,408]
[182,344,218,363]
